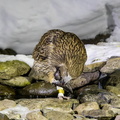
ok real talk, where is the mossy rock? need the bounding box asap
[0,113,10,120]
[44,111,73,120]
[0,60,30,79]
[0,76,32,87]
[106,70,120,86]
[76,85,120,105]
[19,81,58,97]
[0,84,15,99]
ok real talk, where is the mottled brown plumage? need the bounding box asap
[29,29,87,85]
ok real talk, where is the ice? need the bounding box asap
[0,0,116,54]
[0,104,31,119]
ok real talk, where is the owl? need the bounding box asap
[29,29,87,99]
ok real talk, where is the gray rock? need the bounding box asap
[106,70,120,86]
[44,111,73,120]
[0,48,17,55]
[69,71,100,89]
[26,111,48,120]
[84,62,106,72]
[100,57,120,73]
[102,104,120,115]
[74,102,99,115]
[0,60,30,79]
[16,98,79,111]
[106,85,120,97]
[0,99,16,111]
[73,114,97,120]
[19,81,58,97]
[0,84,15,99]
[82,109,114,120]
[0,76,32,87]
[0,113,10,120]
[76,85,120,105]
[3,48,17,55]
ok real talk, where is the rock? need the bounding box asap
[106,70,120,86]
[0,76,32,87]
[0,113,10,120]
[0,48,17,55]
[26,111,48,120]
[82,33,110,44]
[74,102,99,114]
[69,71,100,89]
[84,62,106,72]
[44,111,73,120]
[106,85,120,97]
[7,113,21,120]
[0,99,16,111]
[100,57,120,73]
[102,104,120,115]
[76,85,120,105]
[0,84,15,99]
[3,48,17,55]
[16,98,79,111]
[73,114,97,120]
[82,109,114,120]
[19,81,58,97]
[115,115,120,120]
[0,60,30,79]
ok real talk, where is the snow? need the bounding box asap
[0,0,120,54]
[85,42,120,65]
[0,41,120,66]
[0,54,33,67]
[0,104,31,119]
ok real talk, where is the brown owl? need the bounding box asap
[29,29,87,99]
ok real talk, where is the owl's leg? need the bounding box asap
[56,86,70,100]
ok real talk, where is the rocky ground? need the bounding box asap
[0,48,120,120]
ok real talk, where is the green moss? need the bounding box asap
[0,60,30,79]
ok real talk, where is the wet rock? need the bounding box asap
[3,48,17,55]
[0,76,32,87]
[81,33,111,44]
[26,111,48,120]
[84,62,106,72]
[0,48,17,55]
[106,85,120,97]
[0,99,16,111]
[0,84,15,99]
[82,109,114,120]
[100,57,120,73]
[0,60,30,79]
[74,102,99,114]
[106,70,120,86]
[0,113,10,120]
[16,98,79,111]
[69,71,100,89]
[44,111,73,120]
[19,81,58,97]
[76,85,120,105]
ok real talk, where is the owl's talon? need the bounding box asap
[58,95,70,100]
[57,86,70,100]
